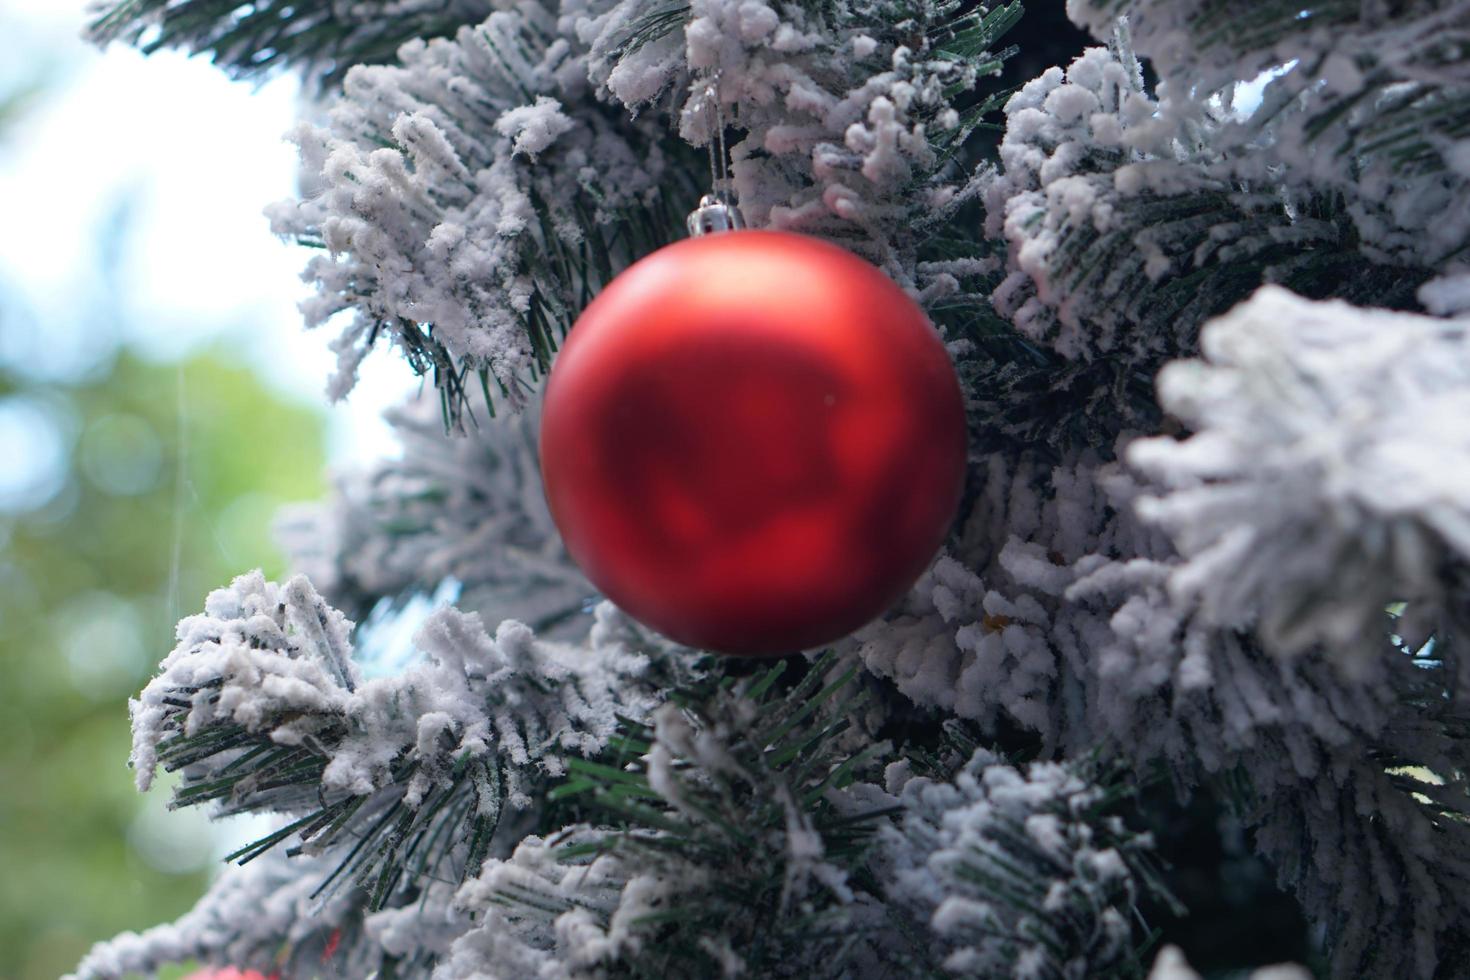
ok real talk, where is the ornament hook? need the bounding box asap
[687,193,746,236]
[687,71,745,237]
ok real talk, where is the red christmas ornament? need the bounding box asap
[540,228,966,655]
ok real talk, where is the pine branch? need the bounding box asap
[68,850,372,980]
[128,572,674,917]
[978,42,1432,457]
[543,653,900,975]
[850,433,1470,976]
[1130,287,1470,669]
[268,5,703,424]
[446,657,1176,978]
[1069,561,1470,978]
[1239,626,1470,977]
[277,394,594,638]
[86,0,495,89]
[1069,0,1470,264]
[266,0,1023,421]
[450,653,915,978]
[880,748,1179,979]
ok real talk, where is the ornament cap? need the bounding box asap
[687,194,746,237]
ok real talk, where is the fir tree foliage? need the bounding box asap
[75,0,1470,975]
[86,0,496,88]
[852,430,1470,975]
[74,599,1171,978]
[264,3,702,422]
[446,655,904,978]
[1067,0,1470,266]
[124,572,667,919]
[68,850,367,980]
[979,37,1432,455]
[438,657,1171,978]
[1130,287,1470,667]
[986,40,1431,360]
[70,594,688,980]
[261,0,1024,420]
[277,393,593,639]
[880,748,1175,978]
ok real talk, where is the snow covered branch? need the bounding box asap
[452,654,903,978]
[1068,0,1470,265]
[1130,286,1470,667]
[880,748,1172,978]
[598,0,1021,290]
[277,394,593,639]
[980,43,1430,452]
[442,661,1175,978]
[128,572,667,917]
[852,439,1470,975]
[69,851,373,980]
[86,0,494,88]
[266,4,701,419]
[264,0,1023,417]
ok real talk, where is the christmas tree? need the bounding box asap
[70,0,1470,977]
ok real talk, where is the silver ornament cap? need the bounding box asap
[687,194,746,237]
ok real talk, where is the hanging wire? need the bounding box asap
[687,69,746,236]
[705,77,720,193]
[703,70,733,202]
[715,81,732,201]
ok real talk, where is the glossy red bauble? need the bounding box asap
[539,230,967,655]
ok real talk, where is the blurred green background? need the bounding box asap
[0,8,340,978]
[0,349,325,979]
